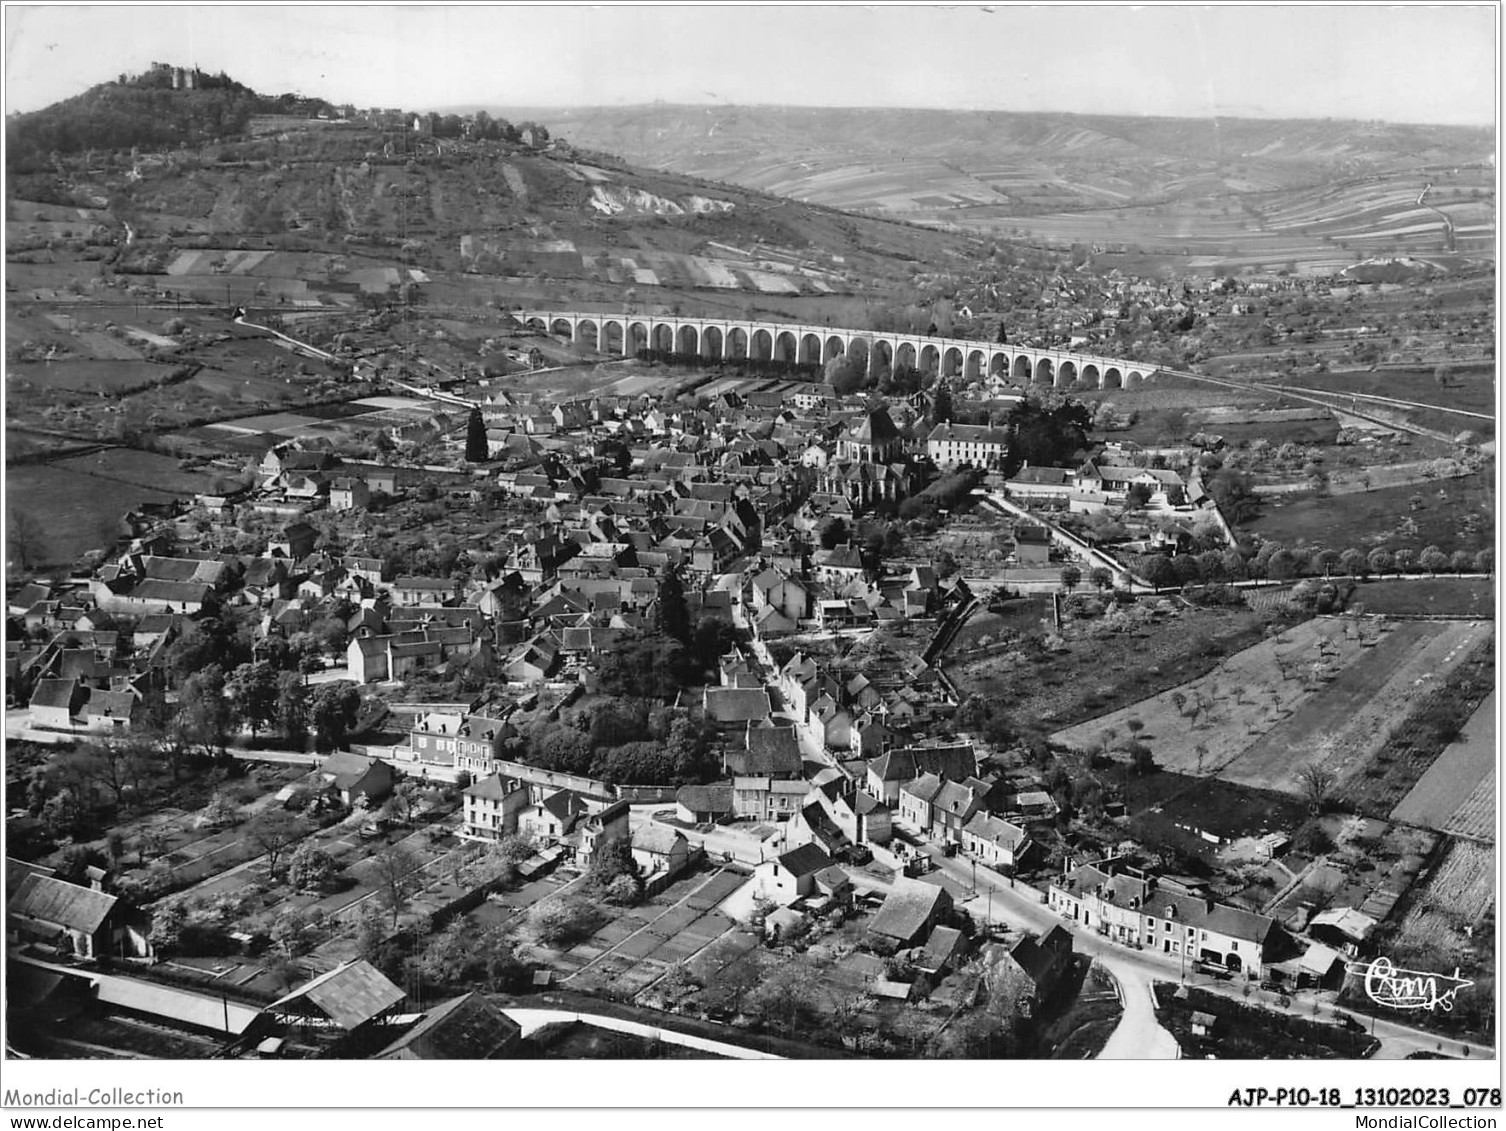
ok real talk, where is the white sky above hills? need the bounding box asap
[4,3,1496,127]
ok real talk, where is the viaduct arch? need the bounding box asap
[518,311,1151,390]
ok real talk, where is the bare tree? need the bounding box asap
[372,843,424,930]
[249,810,307,881]
[9,508,44,570]
[1295,761,1338,816]
[1192,689,1215,726]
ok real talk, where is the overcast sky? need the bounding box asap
[4,4,1497,126]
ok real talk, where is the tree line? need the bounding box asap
[1137,543,1493,590]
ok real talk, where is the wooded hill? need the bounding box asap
[6,65,335,172]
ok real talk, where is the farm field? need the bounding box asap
[1054,618,1491,801]
[946,168,1494,273]
[1312,458,1483,498]
[1331,633,1494,818]
[1052,616,1374,782]
[516,362,685,402]
[1227,620,1489,797]
[5,427,88,460]
[949,604,1275,733]
[6,461,179,568]
[50,447,236,498]
[8,359,183,394]
[1250,471,1495,557]
[1390,693,1495,838]
[1076,379,1267,410]
[1342,577,1495,619]
[1288,365,1496,418]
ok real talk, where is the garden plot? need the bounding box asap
[1389,838,1495,980]
[1390,692,1495,836]
[1258,816,1434,938]
[1443,773,1495,843]
[558,867,745,997]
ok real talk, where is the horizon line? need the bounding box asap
[422,100,1497,131]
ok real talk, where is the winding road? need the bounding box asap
[929,855,1181,1058]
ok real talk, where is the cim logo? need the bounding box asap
[1348,956,1474,1012]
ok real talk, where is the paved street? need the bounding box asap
[6,708,89,744]
[1098,967,1180,1059]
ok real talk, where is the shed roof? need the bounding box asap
[321,750,385,791]
[268,959,405,1031]
[633,825,688,856]
[776,843,833,877]
[8,873,117,935]
[1299,943,1347,976]
[675,782,735,814]
[868,879,951,943]
[29,677,81,711]
[373,992,521,1060]
[702,687,772,723]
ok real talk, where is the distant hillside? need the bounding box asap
[511,105,1494,215]
[5,97,989,325]
[6,72,985,309]
[5,63,335,172]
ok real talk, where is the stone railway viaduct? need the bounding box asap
[519,310,1154,390]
